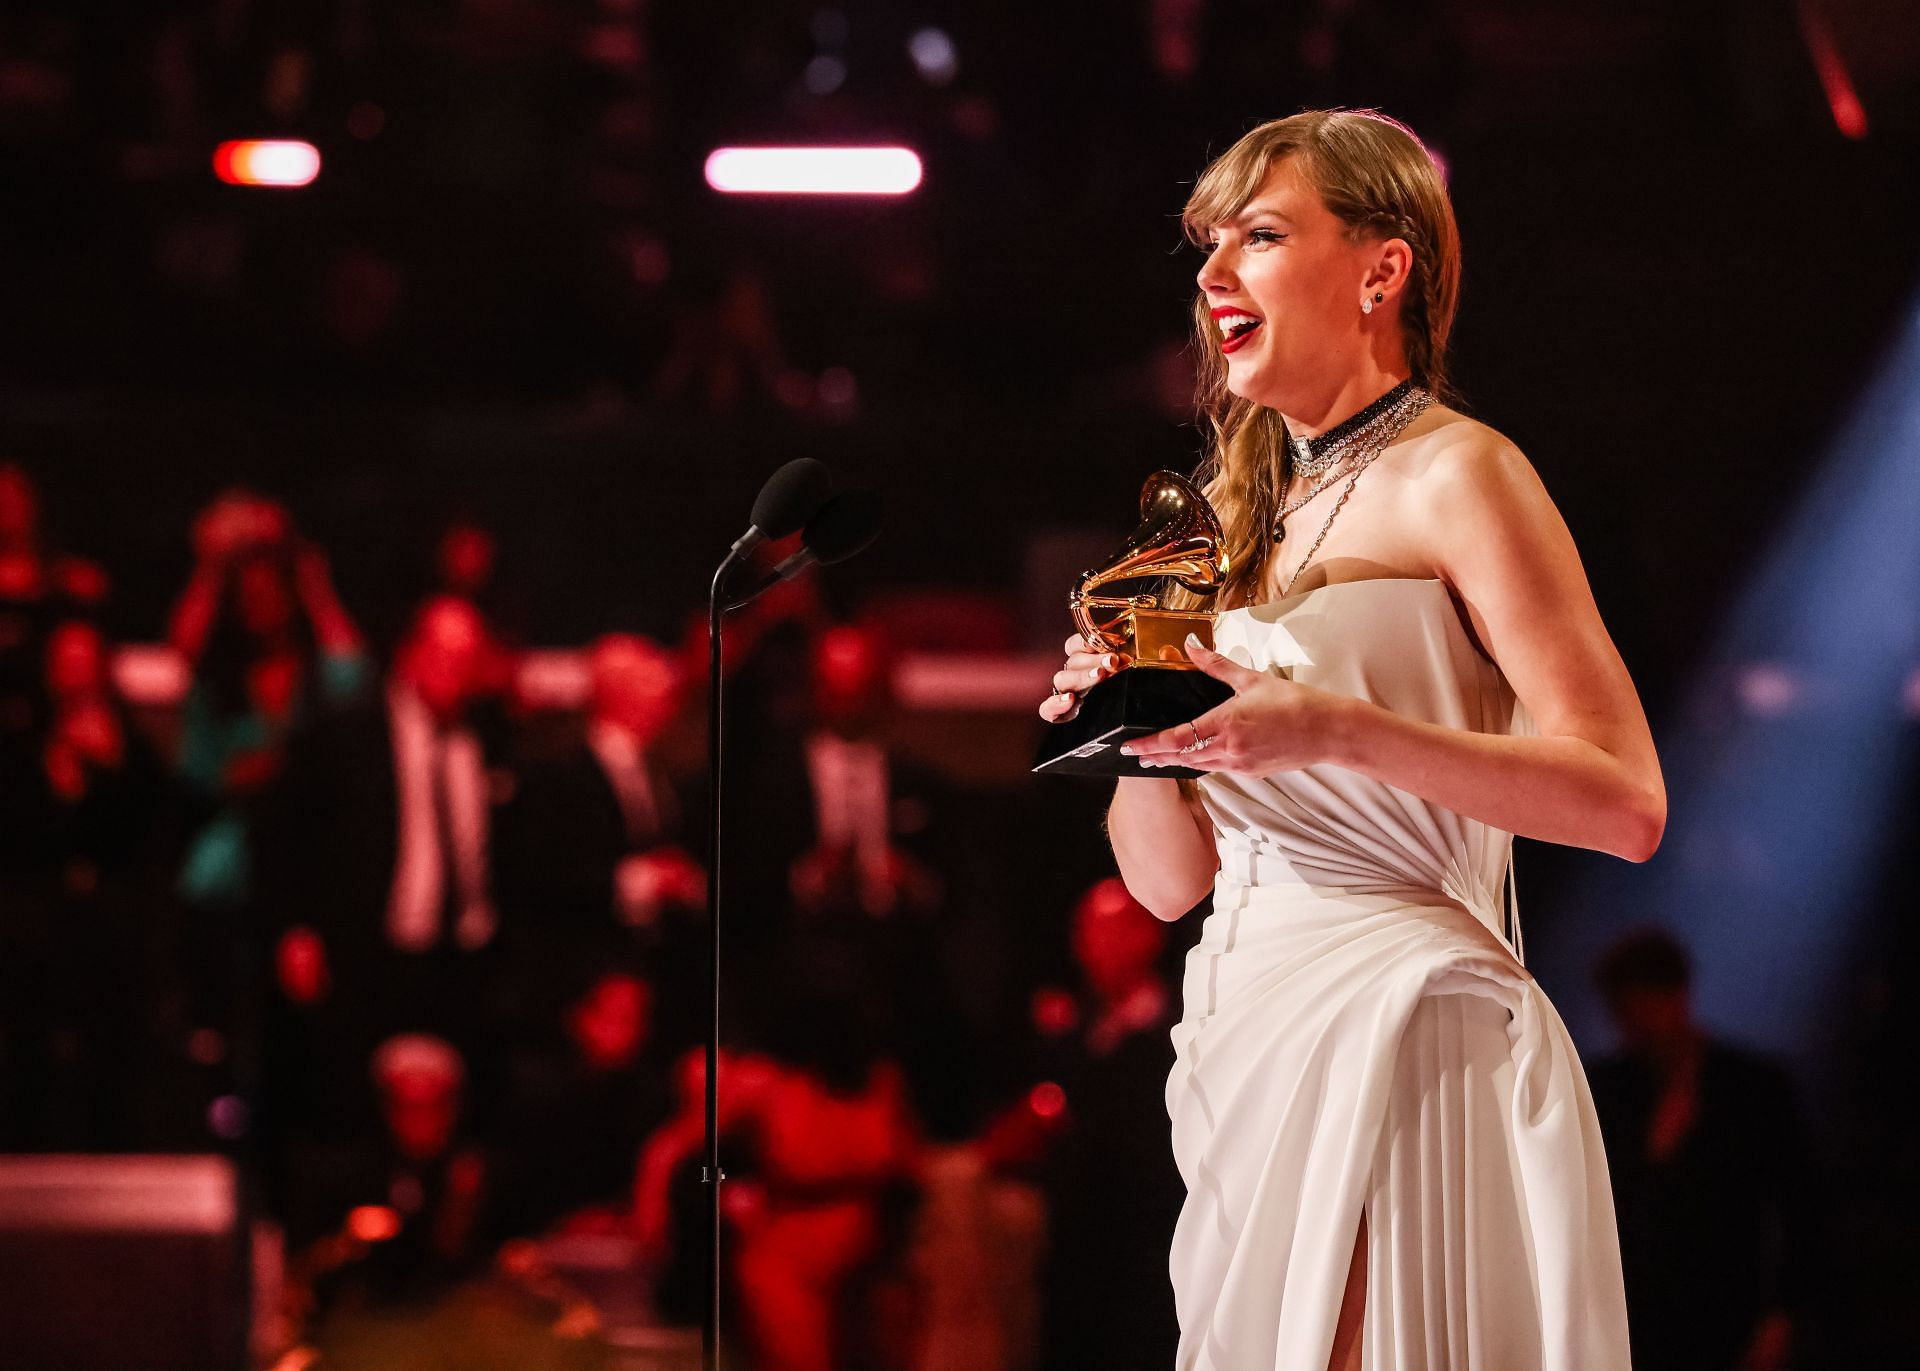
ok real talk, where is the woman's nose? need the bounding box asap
[1195,249,1234,294]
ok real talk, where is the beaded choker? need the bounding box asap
[1284,377,1421,480]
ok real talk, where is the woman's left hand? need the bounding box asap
[1120,636,1351,774]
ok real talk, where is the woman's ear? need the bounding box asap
[1361,237,1414,306]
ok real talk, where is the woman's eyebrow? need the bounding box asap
[1229,204,1294,225]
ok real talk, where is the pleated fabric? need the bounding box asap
[1165,579,1629,1371]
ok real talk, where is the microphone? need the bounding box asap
[729,458,833,560]
[726,489,883,608]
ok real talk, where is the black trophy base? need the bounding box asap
[1033,667,1233,779]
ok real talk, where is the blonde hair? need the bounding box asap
[1171,109,1462,611]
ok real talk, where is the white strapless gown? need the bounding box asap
[1167,578,1631,1371]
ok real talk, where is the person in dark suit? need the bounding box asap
[253,595,511,1077]
[1588,928,1814,1371]
[495,632,704,1049]
[725,619,981,1137]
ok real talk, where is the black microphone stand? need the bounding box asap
[696,468,865,1370]
[702,551,737,1371]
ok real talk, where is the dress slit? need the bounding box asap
[1327,1199,1370,1371]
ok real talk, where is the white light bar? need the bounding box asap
[704,146,922,196]
[213,139,321,188]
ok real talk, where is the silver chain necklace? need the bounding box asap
[1269,383,1433,598]
[1274,460,1354,523]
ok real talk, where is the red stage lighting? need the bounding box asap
[1794,0,1869,140]
[346,1205,401,1243]
[213,140,321,188]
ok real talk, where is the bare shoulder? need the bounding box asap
[1384,405,1567,571]
[1392,405,1538,495]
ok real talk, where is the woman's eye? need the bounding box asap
[1199,229,1285,255]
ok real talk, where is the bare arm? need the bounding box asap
[1333,437,1665,860]
[1106,777,1219,920]
[292,542,365,656]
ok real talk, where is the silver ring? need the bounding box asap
[1186,722,1202,749]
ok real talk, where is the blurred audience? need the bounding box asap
[426,514,526,706]
[435,517,498,604]
[728,619,979,1137]
[498,959,670,1240]
[500,630,704,1047]
[1031,877,1184,1370]
[0,462,109,769]
[636,998,923,1371]
[0,617,171,1149]
[254,594,508,1069]
[286,1033,496,1319]
[168,489,368,915]
[1589,928,1815,1371]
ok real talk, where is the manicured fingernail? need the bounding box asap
[1104,654,1119,669]
[1139,759,1156,768]
[1087,667,1101,683]
[1185,633,1204,650]
[1117,744,1135,755]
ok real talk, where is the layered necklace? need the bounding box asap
[1269,377,1433,598]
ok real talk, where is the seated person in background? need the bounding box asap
[1588,928,1813,1371]
[285,1033,495,1321]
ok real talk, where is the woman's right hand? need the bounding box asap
[1037,633,1130,722]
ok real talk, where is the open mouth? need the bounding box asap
[1218,315,1263,353]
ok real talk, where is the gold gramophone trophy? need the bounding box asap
[1033,470,1235,778]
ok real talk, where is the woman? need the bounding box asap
[1037,110,1660,1370]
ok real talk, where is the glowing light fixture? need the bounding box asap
[213,139,322,187]
[704,146,922,196]
[803,55,848,95]
[908,27,958,85]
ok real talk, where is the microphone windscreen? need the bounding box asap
[804,489,883,565]
[751,458,833,539]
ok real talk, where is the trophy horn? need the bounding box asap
[1070,470,1230,657]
